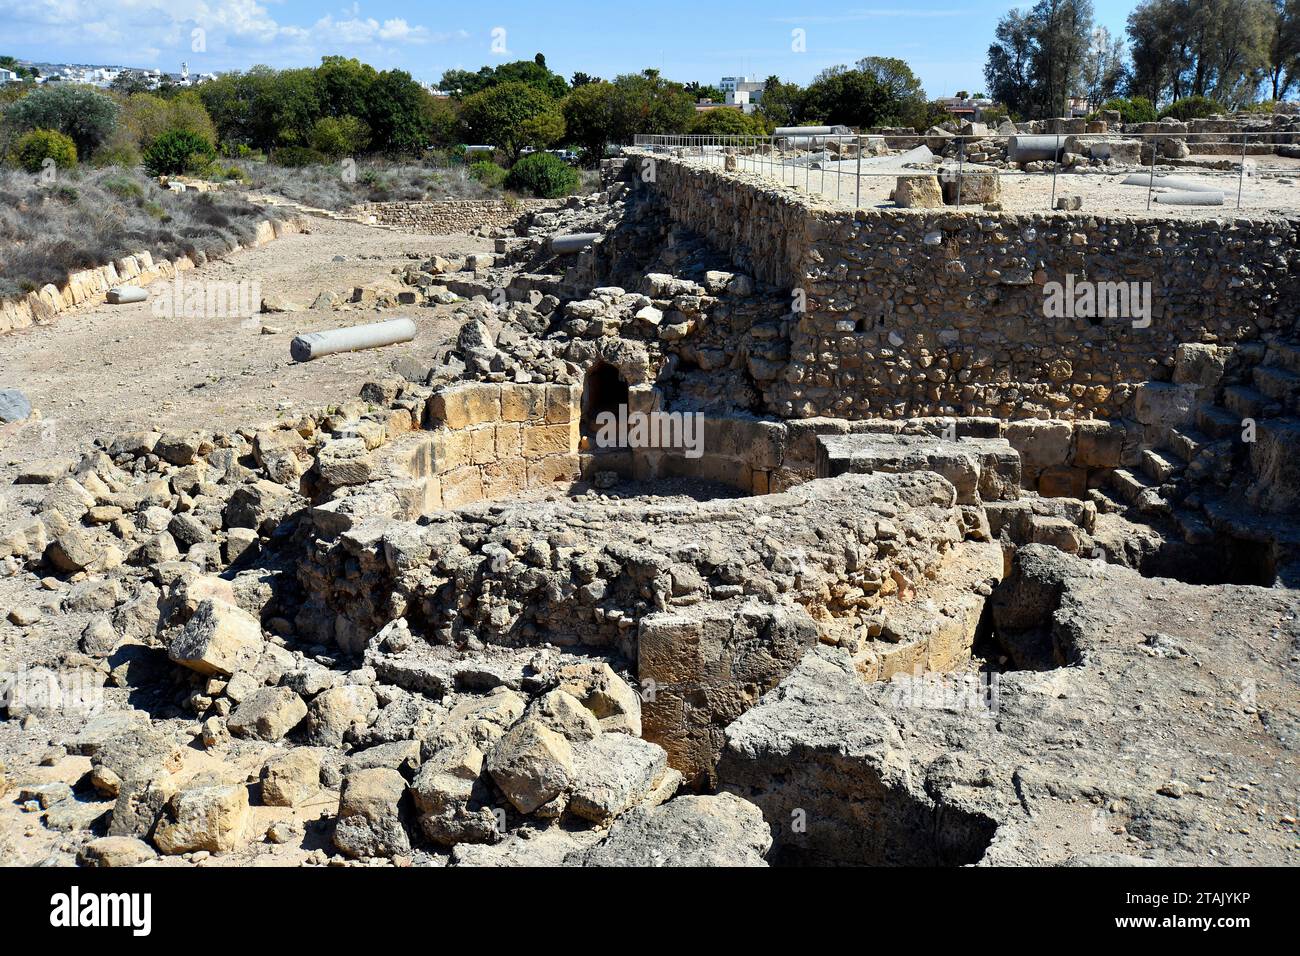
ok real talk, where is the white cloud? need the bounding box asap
[0,0,462,68]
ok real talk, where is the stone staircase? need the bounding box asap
[1101,338,1300,582]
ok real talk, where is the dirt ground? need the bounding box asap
[0,214,492,486]
[730,153,1300,217]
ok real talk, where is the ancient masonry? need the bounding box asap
[0,147,1297,868]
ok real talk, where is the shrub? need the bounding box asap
[92,140,142,168]
[143,129,217,175]
[101,175,144,200]
[469,160,507,187]
[505,151,578,198]
[272,145,327,168]
[1159,96,1226,122]
[1094,97,1158,125]
[12,128,77,172]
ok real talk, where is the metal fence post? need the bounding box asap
[957,137,965,208]
[1238,133,1247,209]
[855,135,862,209]
[1146,135,1156,211]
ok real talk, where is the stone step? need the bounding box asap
[1264,341,1300,375]
[1196,403,1241,440]
[1222,385,1277,421]
[1167,427,1209,462]
[1172,507,1215,545]
[1107,468,1169,516]
[1252,365,1300,409]
[1141,447,1185,483]
[1087,486,1126,515]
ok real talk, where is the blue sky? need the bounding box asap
[0,0,1138,96]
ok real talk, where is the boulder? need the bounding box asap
[153,783,250,855]
[260,748,327,807]
[168,598,263,677]
[227,687,308,741]
[78,836,156,867]
[578,793,771,866]
[567,734,668,824]
[333,768,411,859]
[893,175,944,209]
[486,718,574,815]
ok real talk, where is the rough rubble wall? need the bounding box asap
[351,199,562,234]
[296,472,986,785]
[630,152,1300,421]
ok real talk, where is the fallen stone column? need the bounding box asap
[290,317,417,362]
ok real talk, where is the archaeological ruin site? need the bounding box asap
[1,119,1298,873]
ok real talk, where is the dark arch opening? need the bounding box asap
[581,362,630,445]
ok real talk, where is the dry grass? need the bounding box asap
[0,167,282,297]
[232,158,501,210]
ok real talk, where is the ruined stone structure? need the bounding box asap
[1,145,1297,869]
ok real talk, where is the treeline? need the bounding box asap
[1,50,962,177]
[986,0,1300,120]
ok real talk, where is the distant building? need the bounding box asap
[720,75,765,113]
[937,95,997,122]
[0,68,20,84]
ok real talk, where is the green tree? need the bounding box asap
[562,81,618,160]
[684,81,725,101]
[756,75,806,127]
[4,85,119,159]
[1268,0,1300,99]
[366,69,435,153]
[317,55,379,118]
[690,108,768,134]
[121,91,217,152]
[986,9,1040,117]
[606,70,695,141]
[985,0,1095,118]
[310,115,371,157]
[441,59,568,98]
[461,81,563,160]
[1127,0,1277,107]
[803,66,890,127]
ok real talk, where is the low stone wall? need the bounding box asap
[351,199,562,234]
[310,381,582,536]
[584,405,1131,499]
[629,151,1300,421]
[0,218,304,336]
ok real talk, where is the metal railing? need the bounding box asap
[631,131,1300,215]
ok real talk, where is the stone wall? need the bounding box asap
[351,199,563,234]
[0,218,304,336]
[310,381,581,537]
[629,151,1300,421]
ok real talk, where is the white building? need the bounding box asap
[720,75,764,113]
[0,68,20,84]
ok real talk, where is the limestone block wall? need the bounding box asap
[0,218,304,335]
[582,405,1122,499]
[418,382,582,507]
[630,151,1300,421]
[351,199,561,234]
